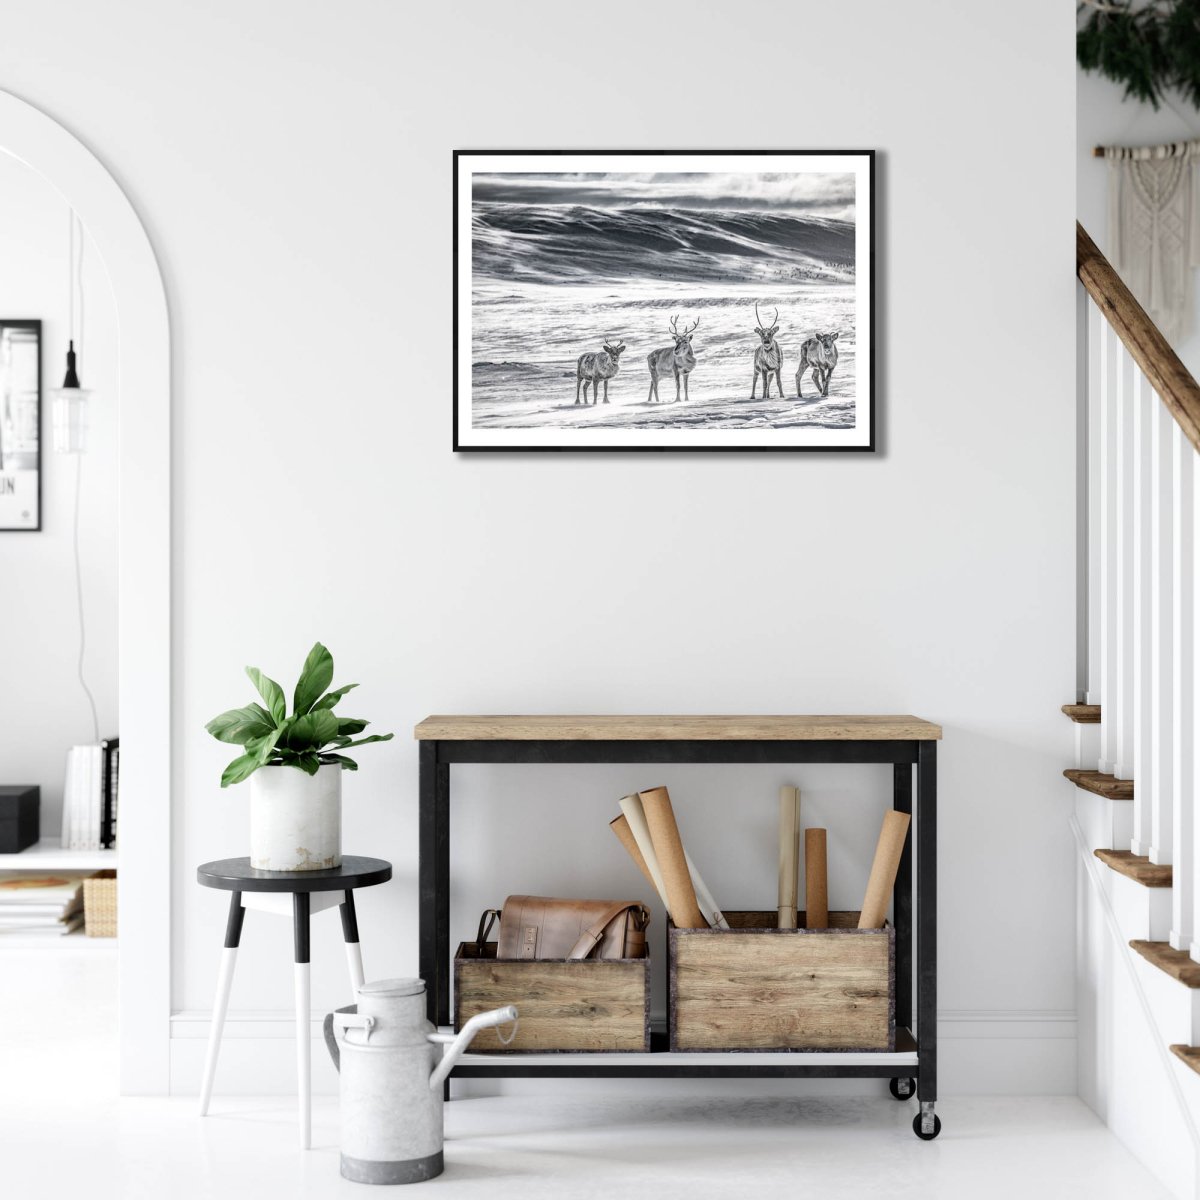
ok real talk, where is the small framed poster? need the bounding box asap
[0,320,42,529]
[453,151,874,453]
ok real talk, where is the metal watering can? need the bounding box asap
[324,977,517,1185]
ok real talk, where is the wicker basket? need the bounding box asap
[83,870,117,938]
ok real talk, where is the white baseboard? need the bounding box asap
[170,1008,1077,1098]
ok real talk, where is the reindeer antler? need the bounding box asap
[770,306,778,328]
[755,301,762,328]
[669,314,679,335]
[682,316,699,336]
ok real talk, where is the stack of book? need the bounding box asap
[0,872,87,936]
[60,738,119,851]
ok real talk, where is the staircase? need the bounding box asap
[1074,225,1200,1199]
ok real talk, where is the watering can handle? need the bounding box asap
[324,1005,374,1072]
[322,1012,340,1073]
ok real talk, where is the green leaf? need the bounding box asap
[220,752,261,788]
[252,725,285,765]
[206,703,275,746]
[246,666,286,724]
[335,733,394,751]
[336,717,369,737]
[281,708,340,752]
[319,753,359,771]
[293,752,321,776]
[293,642,335,716]
[312,683,358,712]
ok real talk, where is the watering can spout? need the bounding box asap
[428,1006,518,1090]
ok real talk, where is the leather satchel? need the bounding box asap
[476,895,649,961]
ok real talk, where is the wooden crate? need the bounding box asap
[454,941,650,1053]
[669,910,894,1052]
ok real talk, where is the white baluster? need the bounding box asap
[1098,319,1119,774]
[1167,424,1193,953]
[1087,300,1103,710]
[1190,440,1200,964]
[1148,399,1175,861]
[1130,369,1154,854]
[1076,288,1091,704]
[1114,347,1136,780]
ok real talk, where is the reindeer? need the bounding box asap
[576,338,626,404]
[646,315,698,403]
[750,303,784,400]
[796,332,839,398]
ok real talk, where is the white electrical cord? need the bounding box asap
[67,207,99,744]
[72,451,99,745]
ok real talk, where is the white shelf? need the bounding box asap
[0,837,117,871]
[440,1026,919,1069]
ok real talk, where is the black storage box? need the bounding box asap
[0,786,39,853]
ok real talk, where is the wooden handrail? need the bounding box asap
[1077,221,1200,453]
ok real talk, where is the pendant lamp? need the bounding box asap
[51,213,93,454]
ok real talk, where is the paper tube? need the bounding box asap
[858,810,911,928]
[617,795,671,913]
[639,786,707,929]
[778,786,800,929]
[610,813,662,899]
[805,828,828,929]
[684,849,730,930]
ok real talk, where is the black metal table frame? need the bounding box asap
[418,738,936,1123]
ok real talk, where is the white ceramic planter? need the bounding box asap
[250,762,342,871]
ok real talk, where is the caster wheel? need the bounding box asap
[913,1112,942,1141]
[889,1077,915,1101]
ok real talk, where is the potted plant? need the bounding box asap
[205,642,393,871]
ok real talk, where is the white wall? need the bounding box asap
[0,0,1076,1094]
[0,152,117,836]
[1078,68,1200,373]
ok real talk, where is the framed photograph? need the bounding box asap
[454,151,873,453]
[0,320,42,529]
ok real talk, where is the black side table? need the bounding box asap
[196,855,391,1148]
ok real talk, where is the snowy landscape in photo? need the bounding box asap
[458,161,868,446]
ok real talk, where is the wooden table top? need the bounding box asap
[413,715,942,742]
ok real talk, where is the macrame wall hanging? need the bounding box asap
[1102,141,1200,343]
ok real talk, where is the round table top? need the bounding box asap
[196,856,392,893]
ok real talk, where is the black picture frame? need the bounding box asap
[0,319,43,529]
[453,150,875,454]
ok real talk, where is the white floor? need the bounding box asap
[0,1092,1171,1200]
[0,952,1173,1199]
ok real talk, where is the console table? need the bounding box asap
[414,715,942,1139]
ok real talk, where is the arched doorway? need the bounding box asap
[0,89,171,1093]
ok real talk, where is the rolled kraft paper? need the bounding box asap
[616,795,671,913]
[683,849,730,930]
[805,828,829,929]
[638,786,707,929]
[858,810,912,929]
[778,786,799,929]
[609,813,662,900]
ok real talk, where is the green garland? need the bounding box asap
[1078,0,1200,109]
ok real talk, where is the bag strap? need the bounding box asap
[566,902,649,960]
[475,908,501,948]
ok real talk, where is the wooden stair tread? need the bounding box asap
[1130,941,1200,987]
[1170,1045,1200,1076]
[1063,769,1134,799]
[1062,704,1101,724]
[1094,849,1173,887]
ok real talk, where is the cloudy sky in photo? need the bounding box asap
[472,171,857,219]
